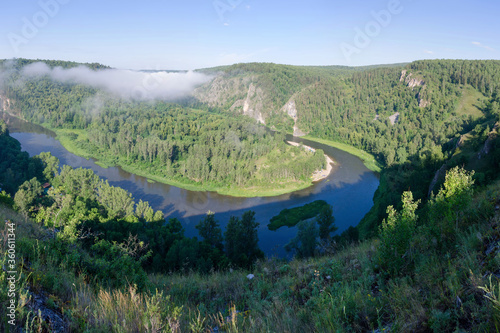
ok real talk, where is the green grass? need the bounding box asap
[121,162,315,197]
[1,168,499,331]
[50,127,93,159]
[268,200,329,231]
[94,161,112,168]
[455,86,486,118]
[301,135,382,172]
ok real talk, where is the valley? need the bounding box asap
[1,58,500,332]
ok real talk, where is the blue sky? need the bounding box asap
[1,0,499,70]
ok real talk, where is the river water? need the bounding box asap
[2,113,379,256]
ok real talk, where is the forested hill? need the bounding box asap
[193,59,500,236]
[0,58,110,71]
[0,59,327,197]
[1,58,500,233]
[192,62,374,131]
[193,62,409,131]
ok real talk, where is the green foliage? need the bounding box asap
[285,220,319,258]
[224,211,263,268]
[196,211,223,251]
[316,204,336,240]
[37,152,59,182]
[0,191,14,207]
[377,191,420,276]
[0,60,325,194]
[14,177,43,215]
[427,166,476,249]
[268,200,329,231]
[0,158,498,332]
[0,120,45,194]
[435,166,475,210]
[2,59,500,331]
[479,276,500,330]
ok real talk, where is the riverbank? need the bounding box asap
[44,126,323,198]
[301,135,382,173]
[286,141,334,182]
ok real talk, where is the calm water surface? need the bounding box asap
[2,113,379,256]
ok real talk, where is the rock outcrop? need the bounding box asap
[389,112,400,125]
[400,71,430,107]
[193,76,266,124]
[478,122,499,159]
[241,83,265,124]
[0,94,12,112]
[401,71,425,89]
[283,98,306,136]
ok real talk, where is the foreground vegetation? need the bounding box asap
[1,165,500,332]
[1,114,500,331]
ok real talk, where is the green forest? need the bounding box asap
[0,61,327,196]
[1,58,500,331]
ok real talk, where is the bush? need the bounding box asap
[377,191,420,276]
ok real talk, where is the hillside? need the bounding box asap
[1,164,500,331]
[193,59,500,237]
[0,59,329,197]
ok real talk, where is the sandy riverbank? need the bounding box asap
[287,141,334,182]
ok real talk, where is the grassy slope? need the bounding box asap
[301,135,382,173]
[455,86,487,118]
[2,174,499,331]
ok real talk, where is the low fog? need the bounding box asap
[17,62,212,101]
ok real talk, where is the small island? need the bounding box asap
[268,200,330,231]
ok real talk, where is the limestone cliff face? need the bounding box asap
[193,75,266,124]
[0,94,12,112]
[400,70,430,108]
[282,98,306,136]
[400,71,425,89]
[240,83,265,125]
[193,73,313,132]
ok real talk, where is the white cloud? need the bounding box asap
[19,62,212,101]
[472,41,495,51]
[424,50,434,54]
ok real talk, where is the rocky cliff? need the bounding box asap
[193,73,310,133]
[400,70,430,107]
[193,75,266,124]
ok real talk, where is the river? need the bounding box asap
[2,113,380,257]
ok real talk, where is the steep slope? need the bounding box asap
[2,164,500,331]
[194,60,500,238]
[193,62,360,131]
